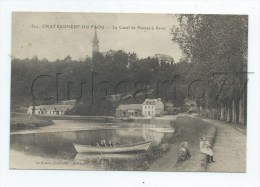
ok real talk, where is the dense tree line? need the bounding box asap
[171,15,247,124]
[11,50,188,115]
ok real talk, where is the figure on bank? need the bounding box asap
[200,135,215,163]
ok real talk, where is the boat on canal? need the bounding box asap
[73,141,152,154]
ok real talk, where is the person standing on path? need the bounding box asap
[200,135,215,163]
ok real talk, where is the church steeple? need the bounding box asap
[92,28,99,57]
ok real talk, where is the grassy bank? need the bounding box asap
[148,115,216,171]
[11,113,53,132]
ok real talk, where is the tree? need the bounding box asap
[64,55,72,63]
[171,15,248,124]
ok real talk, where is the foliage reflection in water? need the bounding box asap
[11,121,175,170]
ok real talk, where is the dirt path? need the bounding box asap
[203,119,246,172]
[148,116,246,172]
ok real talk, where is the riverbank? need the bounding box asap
[149,115,217,171]
[11,112,178,133]
[11,113,53,132]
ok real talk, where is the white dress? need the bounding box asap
[200,141,213,156]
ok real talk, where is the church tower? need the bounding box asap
[92,28,99,57]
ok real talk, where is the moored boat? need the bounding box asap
[73,141,152,154]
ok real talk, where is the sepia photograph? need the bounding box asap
[10,12,247,172]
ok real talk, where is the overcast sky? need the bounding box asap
[12,12,182,61]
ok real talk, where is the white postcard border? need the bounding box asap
[0,1,259,187]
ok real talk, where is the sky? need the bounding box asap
[12,12,183,62]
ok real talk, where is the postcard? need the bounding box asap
[10,12,247,172]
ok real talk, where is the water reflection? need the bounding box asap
[10,121,175,170]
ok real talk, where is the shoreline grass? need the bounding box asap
[11,113,53,132]
[148,115,217,171]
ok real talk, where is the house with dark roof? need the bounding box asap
[27,100,76,115]
[142,98,164,116]
[115,104,142,117]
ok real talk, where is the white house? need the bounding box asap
[27,100,76,115]
[142,98,164,116]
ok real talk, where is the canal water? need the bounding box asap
[10,120,175,170]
